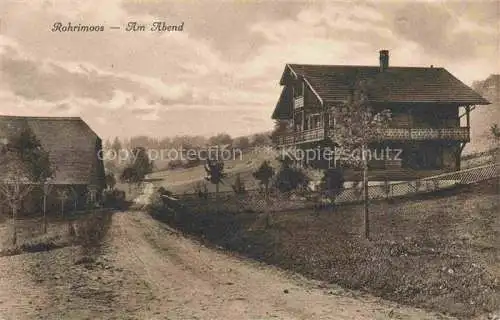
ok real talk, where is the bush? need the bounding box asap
[76,210,113,252]
[319,168,345,195]
[232,173,246,194]
[0,234,67,257]
[193,182,208,199]
[273,163,310,193]
[103,188,126,209]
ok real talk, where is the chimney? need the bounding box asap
[379,50,389,72]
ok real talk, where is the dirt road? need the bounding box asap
[0,210,454,319]
[105,211,451,320]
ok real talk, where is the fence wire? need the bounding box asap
[174,163,499,214]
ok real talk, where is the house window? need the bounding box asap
[294,81,304,98]
[306,113,321,129]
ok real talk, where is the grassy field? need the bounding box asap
[151,178,500,319]
[148,148,278,194]
[145,147,499,197]
[0,210,113,257]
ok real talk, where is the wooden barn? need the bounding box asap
[0,115,105,215]
[271,50,491,180]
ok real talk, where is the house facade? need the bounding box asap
[0,115,106,214]
[271,51,490,180]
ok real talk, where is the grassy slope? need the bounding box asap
[148,148,278,194]
[153,179,500,319]
[147,146,498,196]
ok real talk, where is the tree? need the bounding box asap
[270,120,291,144]
[232,136,250,151]
[119,147,153,192]
[490,123,500,163]
[42,178,53,234]
[103,138,112,152]
[105,172,117,190]
[0,152,34,245]
[204,159,226,207]
[1,125,54,237]
[7,126,54,183]
[252,160,275,200]
[231,173,246,195]
[251,133,272,147]
[120,166,138,193]
[132,147,153,183]
[111,137,122,154]
[490,124,500,142]
[209,133,232,147]
[332,79,391,239]
[56,187,75,236]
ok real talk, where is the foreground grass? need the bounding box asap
[150,179,500,319]
[0,210,114,257]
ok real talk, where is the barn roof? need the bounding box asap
[0,115,103,185]
[282,64,490,105]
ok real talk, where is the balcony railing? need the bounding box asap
[294,96,304,109]
[274,127,470,147]
[273,128,324,146]
[377,127,470,141]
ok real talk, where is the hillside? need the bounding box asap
[467,75,500,154]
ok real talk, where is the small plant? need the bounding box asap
[253,160,274,200]
[76,210,113,255]
[231,173,246,195]
[318,168,345,210]
[193,181,208,199]
[105,172,116,190]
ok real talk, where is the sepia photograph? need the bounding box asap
[0,0,499,319]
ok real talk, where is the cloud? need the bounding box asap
[386,2,497,61]
[0,0,498,140]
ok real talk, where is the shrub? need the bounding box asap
[0,234,67,257]
[319,168,345,196]
[232,173,246,194]
[103,188,126,209]
[76,210,113,253]
[193,182,208,199]
[273,163,310,193]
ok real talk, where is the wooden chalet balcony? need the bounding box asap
[293,96,304,109]
[273,128,324,146]
[274,127,470,147]
[377,127,470,141]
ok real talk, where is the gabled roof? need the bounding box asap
[0,115,103,185]
[282,64,490,105]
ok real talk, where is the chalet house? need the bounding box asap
[0,116,105,214]
[271,50,491,180]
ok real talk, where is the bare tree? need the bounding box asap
[42,178,53,234]
[0,152,33,245]
[4,125,54,234]
[252,160,275,227]
[332,80,391,239]
[56,188,75,236]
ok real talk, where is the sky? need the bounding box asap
[0,0,499,139]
